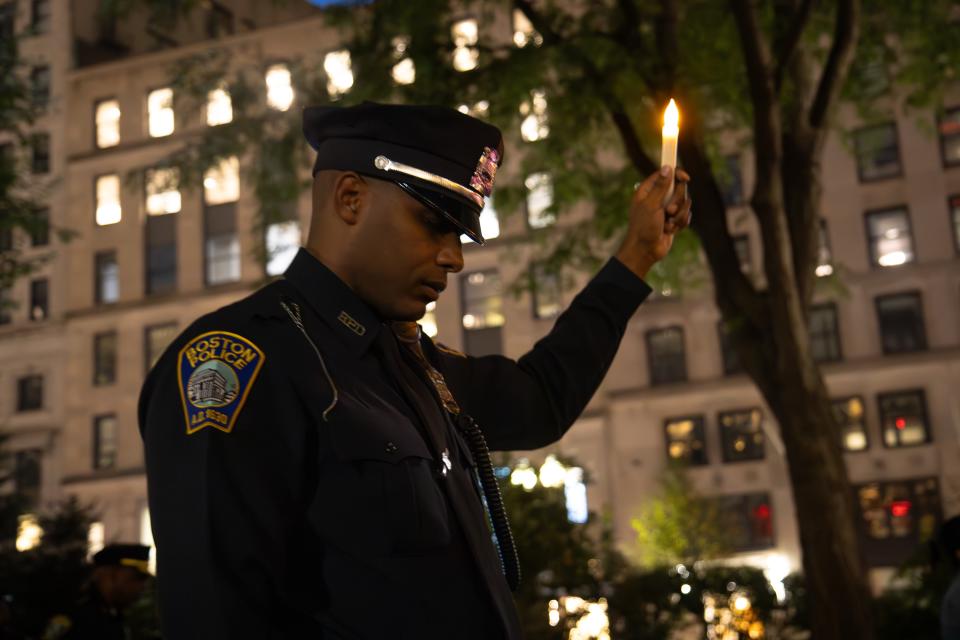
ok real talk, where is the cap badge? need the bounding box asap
[469,147,500,198]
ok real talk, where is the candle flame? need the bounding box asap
[663,98,679,135]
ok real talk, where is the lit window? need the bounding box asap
[531,263,561,319]
[266,64,294,111]
[949,195,960,254]
[646,327,687,385]
[95,250,119,304]
[145,323,178,374]
[525,172,554,229]
[854,123,901,182]
[462,196,500,245]
[809,303,841,363]
[93,331,117,386]
[324,50,354,98]
[719,408,765,463]
[866,207,914,268]
[520,89,549,142]
[816,219,833,277]
[421,301,438,338]
[451,18,479,72]
[512,9,542,47]
[938,107,960,167]
[664,415,707,465]
[461,269,504,356]
[831,396,868,452]
[878,389,930,448]
[855,477,940,568]
[204,156,240,205]
[147,87,175,138]
[88,522,105,558]
[145,167,181,215]
[206,86,232,126]
[95,99,121,148]
[265,221,301,276]
[93,414,118,470]
[564,467,587,524]
[876,292,926,354]
[716,493,774,551]
[16,514,41,552]
[391,36,415,85]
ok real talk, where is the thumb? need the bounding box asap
[643,166,673,207]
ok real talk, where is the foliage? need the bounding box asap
[873,543,955,640]
[629,464,732,567]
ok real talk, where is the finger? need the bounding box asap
[642,166,674,207]
[666,178,688,210]
[676,169,691,183]
[633,170,661,201]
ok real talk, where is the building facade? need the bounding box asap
[0,0,958,593]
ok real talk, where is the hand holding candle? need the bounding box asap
[660,98,679,205]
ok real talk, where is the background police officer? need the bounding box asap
[139,102,691,638]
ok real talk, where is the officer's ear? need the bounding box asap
[331,171,367,225]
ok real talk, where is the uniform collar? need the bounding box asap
[282,248,382,356]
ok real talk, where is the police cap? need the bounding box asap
[303,101,504,245]
[92,543,152,576]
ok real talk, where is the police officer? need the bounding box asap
[139,102,691,638]
[43,544,151,640]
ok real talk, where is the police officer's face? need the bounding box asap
[351,178,465,321]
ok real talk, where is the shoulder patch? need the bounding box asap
[436,343,467,359]
[177,331,266,435]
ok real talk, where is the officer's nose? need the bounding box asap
[437,233,464,273]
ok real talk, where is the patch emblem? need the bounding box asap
[469,146,500,198]
[177,331,265,435]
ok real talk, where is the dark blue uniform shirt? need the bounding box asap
[139,248,651,639]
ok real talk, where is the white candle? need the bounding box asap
[660,98,679,205]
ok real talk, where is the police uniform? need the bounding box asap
[43,544,151,640]
[139,103,652,639]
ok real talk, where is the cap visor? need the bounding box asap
[395,182,485,244]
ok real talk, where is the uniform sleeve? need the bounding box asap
[138,330,321,639]
[434,257,651,451]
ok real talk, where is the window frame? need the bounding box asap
[853,122,903,183]
[949,194,960,256]
[30,0,50,35]
[809,302,843,364]
[718,320,743,376]
[530,262,562,320]
[30,131,50,174]
[718,407,766,464]
[874,290,927,355]
[29,277,48,321]
[93,97,121,149]
[716,492,775,552]
[460,268,504,357]
[864,206,916,270]
[939,106,960,168]
[645,325,688,386]
[30,65,50,109]
[854,476,941,568]
[145,85,175,138]
[16,374,44,412]
[93,330,117,386]
[144,213,177,296]
[92,414,118,471]
[663,415,708,466]
[877,388,932,449]
[94,249,118,305]
[831,395,869,453]
[94,173,122,227]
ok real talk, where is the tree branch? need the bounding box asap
[773,0,816,92]
[809,0,860,130]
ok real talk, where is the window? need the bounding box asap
[95,174,122,226]
[95,99,121,148]
[520,89,549,142]
[512,9,542,47]
[878,389,930,448]
[531,263,561,319]
[30,208,49,246]
[816,219,833,277]
[204,204,240,285]
[17,374,44,411]
[939,107,960,167]
[451,18,479,72]
[719,408,765,463]
[93,331,117,386]
[950,195,960,254]
[875,292,926,354]
[0,288,11,325]
[94,250,119,304]
[525,172,554,229]
[14,449,42,510]
[30,0,50,34]
[265,221,301,276]
[31,132,49,174]
[93,415,118,470]
[29,278,47,321]
[718,321,743,376]
[145,323,178,374]
[203,156,239,205]
[145,167,181,215]
[324,50,353,98]
[716,493,774,551]
[462,197,500,245]
[646,326,687,385]
[147,87,174,137]
[733,234,751,273]
[390,36,415,85]
[664,416,707,465]
[461,269,504,356]
[145,214,176,295]
[809,303,841,363]
[832,396,868,452]
[31,66,50,108]
[865,207,914,268]
[265,64,294,111]
[855,477,940,567]
[206,86,232,126]
[854,123,901,181]
[720,154,744,206]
